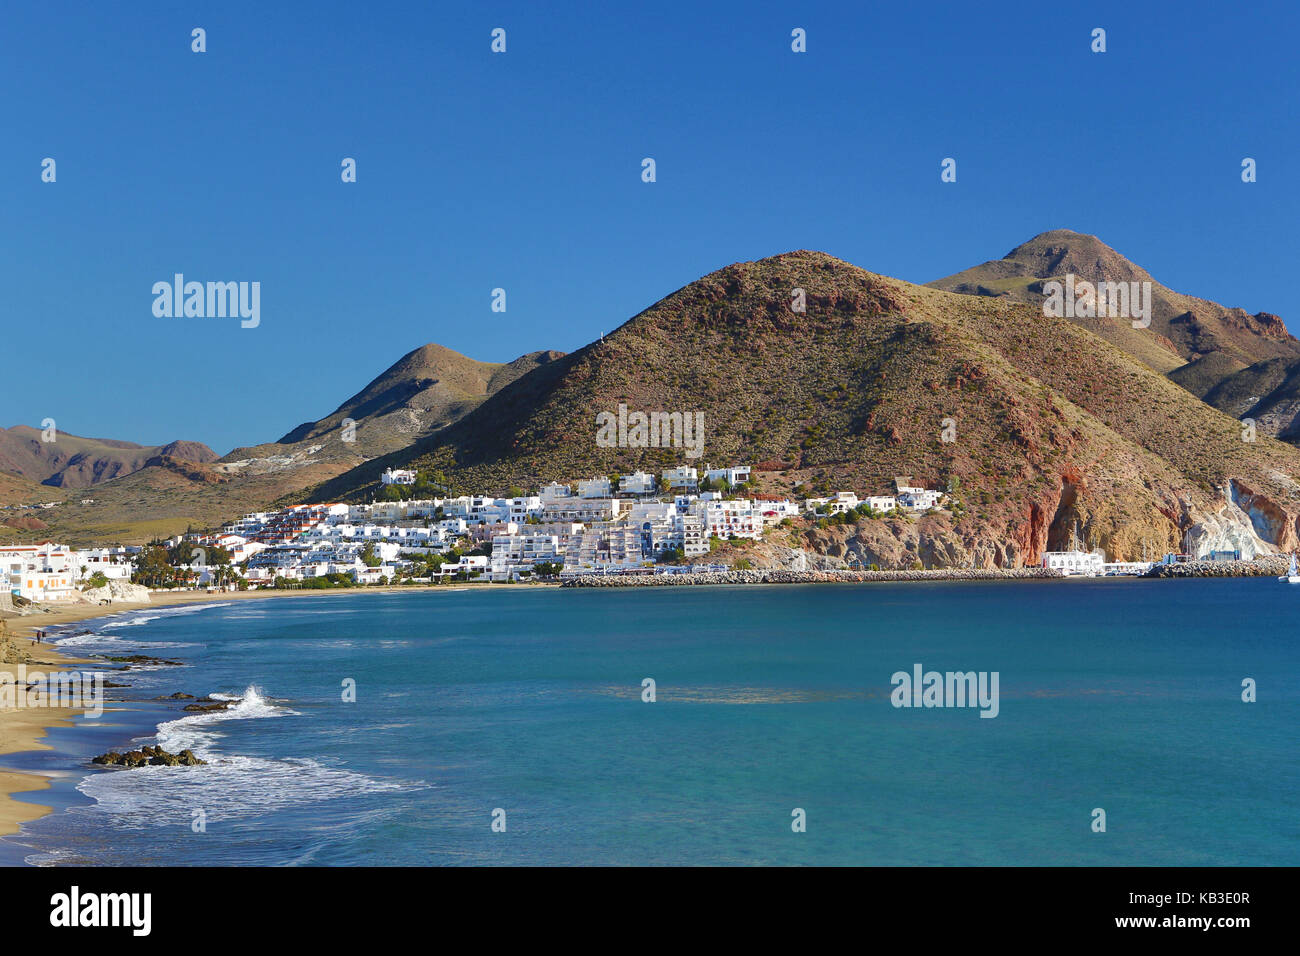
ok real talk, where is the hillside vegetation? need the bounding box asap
[310,251,1300,565]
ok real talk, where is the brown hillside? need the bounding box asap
[928,230,1300,379]
[309,251,1300,567]
[0,425,217,489]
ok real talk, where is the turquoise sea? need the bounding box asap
[3,579,1297,866]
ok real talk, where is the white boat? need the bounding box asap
[1279,553,1300,583]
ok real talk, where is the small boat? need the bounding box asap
[1279,553,1300,583]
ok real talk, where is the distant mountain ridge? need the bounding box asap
[220,344,563,471]
[0,426,217,489]
[930,229,1300,443]
[1,344,565,543]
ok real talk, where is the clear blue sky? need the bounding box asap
[4,1,1297,455]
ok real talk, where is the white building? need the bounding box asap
[490,533,562,580]
[577,477,612,499]
[897,489,943,511]
[1,543,78,602]
[1041,551,1104,577]
[697,498,763,539]
[507,496,542,522]
[71,547,135,581]
[705,465,751,487]
[757,499,801,525]
[563,527,647,572]
[619,471,657,495]
[539,482,573,502]
[662,466,699,492]
[381,469,417,486]
[866,496,898,513]
[541,497,623,524]
[830,492,860,514]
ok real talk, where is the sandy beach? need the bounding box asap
[0,614,94,839]
[0,581,552,841]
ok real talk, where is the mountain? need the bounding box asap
[309,250,1300,567]
[928,229,1300,373]
[219,344,563,474]
[929,229,1300,444]
[1170,355,1300,442]
[0,426,218,489]
[0,345,564,544]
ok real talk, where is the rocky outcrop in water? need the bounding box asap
[91,745,205,768]
[104,654,183,670]
[182,695,237,712]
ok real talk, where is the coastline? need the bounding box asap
[0,625,92,838]
[0,566,1284,851]
[562,567,1068,586]
[0,580,556,842]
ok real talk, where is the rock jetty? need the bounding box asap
[1144,557,1288,578]
[562,568,1063,587]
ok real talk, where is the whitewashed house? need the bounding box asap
[381,469,417,486]
[1,543,78,601]
[705,465,751,487]
[540,482,573,502]
[662,466,699,492]
[619,471,657,495]
[577,477,612,499]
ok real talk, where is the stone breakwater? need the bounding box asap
[1144,558,1288,578]
[562,568,1064,587]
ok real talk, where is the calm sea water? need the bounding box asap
[3,579,1297,866]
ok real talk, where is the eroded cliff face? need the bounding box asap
[1227,479,1300,552]
[770,461,1300,571]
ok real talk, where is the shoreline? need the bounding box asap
[0,625,92,839]
[0,580,559,843]
[562,568,1068,586]
[0,564,1283,849]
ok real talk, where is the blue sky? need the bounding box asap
[4,1,1297,454]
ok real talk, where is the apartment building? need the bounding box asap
[619,471,657,495]
[661,466,699,492]
[1,543,77,601]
